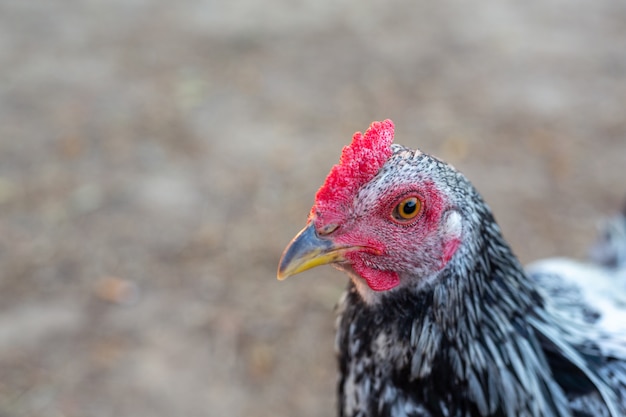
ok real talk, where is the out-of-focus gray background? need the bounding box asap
[1,1,625,416]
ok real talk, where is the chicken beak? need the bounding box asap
[277,223,347,280]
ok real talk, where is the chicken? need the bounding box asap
[277,120,626,417]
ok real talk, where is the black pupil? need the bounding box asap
[402,200,416,215]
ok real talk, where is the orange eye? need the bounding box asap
[392,197,422,222]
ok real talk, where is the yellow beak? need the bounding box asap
[277,223,351,280]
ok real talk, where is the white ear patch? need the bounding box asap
[442,209,462,240]
[439,209,463,268]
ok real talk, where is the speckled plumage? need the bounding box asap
[279,121,626,417]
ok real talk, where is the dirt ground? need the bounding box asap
[0,1,625,416]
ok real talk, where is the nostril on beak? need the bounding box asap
[318,223,339,236]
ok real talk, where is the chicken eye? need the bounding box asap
[392,197,422,222]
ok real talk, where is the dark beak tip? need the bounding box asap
[276,223,338,280]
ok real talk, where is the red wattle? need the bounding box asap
[352,261,400,292]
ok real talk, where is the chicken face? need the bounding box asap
[278,120,463,295]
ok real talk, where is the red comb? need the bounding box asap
[314,119,395,218]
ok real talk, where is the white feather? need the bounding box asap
[528,257,626,358]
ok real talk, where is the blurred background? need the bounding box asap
[0,0,625,416]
